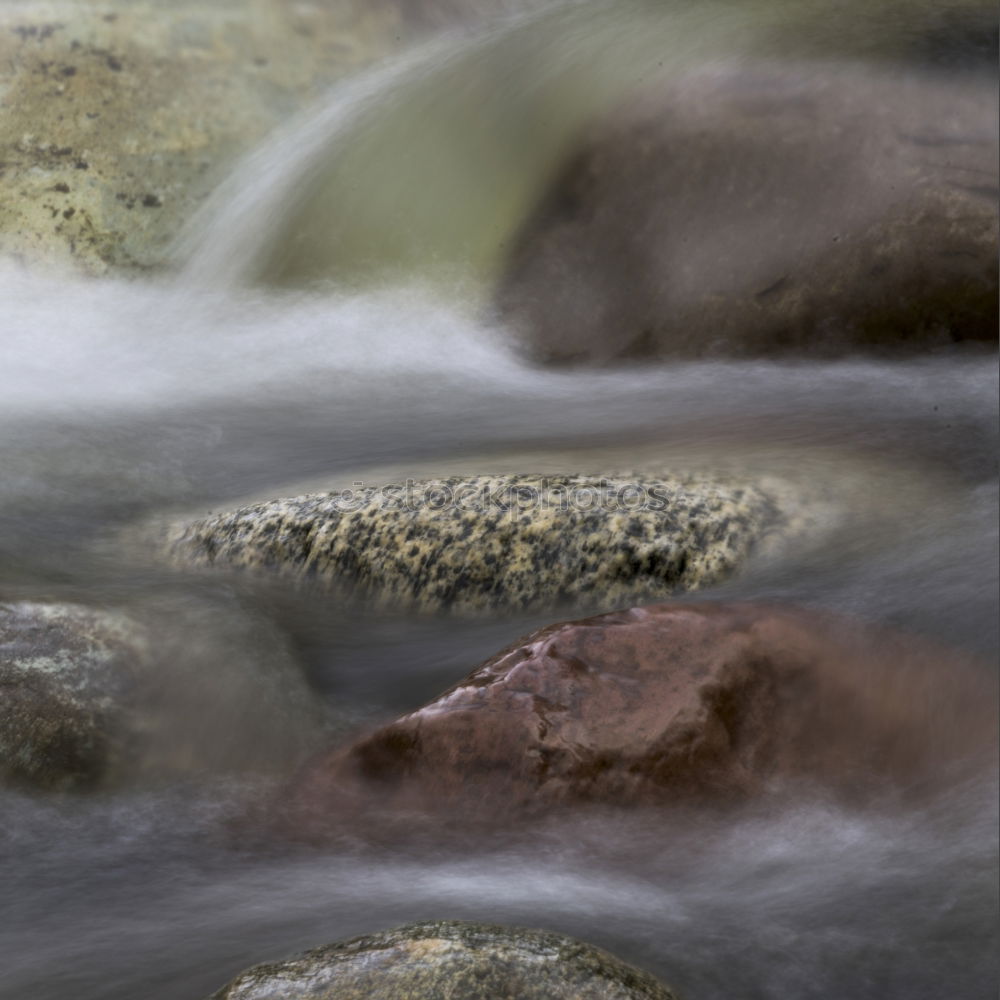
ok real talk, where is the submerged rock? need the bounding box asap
[285,603,997,827]
[0,598,324,791]
[495,65,999,363]
[166,474,788,613]
[0,1,401,274]
[0,602,150,790]
[209,920,678,1000]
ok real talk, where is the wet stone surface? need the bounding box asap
[283,601,997,830]
[0,597,329,791]
[166,474,789,613]
[208,920,680,1000]
[0,601,150,790]
[496,64,999,363]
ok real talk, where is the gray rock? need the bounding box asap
[167,473,787,613]
[0,602,149,790]
[0,598,325,790]
[209,920,679,1000]
[495,64,998,363]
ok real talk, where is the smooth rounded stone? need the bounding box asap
[0,0,402,275]
[166,474,789,613]
[284,603,997,827]
[0,598,325,791]
[494,64,999,364]
[209,920,679,1000]
[0,602,150,790]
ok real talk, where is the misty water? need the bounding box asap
[1,2,997,998]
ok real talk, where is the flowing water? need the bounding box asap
[1,2,997,998]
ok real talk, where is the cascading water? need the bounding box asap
[177,0,769,291]
[0,1,997,998]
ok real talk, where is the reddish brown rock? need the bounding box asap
[284,603,997,829]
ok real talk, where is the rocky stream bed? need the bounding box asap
[1,2,997,998]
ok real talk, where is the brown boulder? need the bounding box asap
[495,65,999,363]
[284,603,997,829]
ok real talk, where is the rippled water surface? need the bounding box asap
[1,2,997,998]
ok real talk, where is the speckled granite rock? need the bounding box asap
[0,0,402,275]
[208,920,679,1000]
[495,65,999,363]
[283,603,997,828]
[167,474,787,613]
[0,599,325,790]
